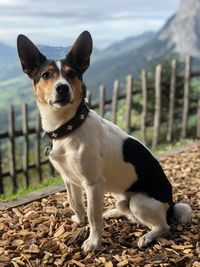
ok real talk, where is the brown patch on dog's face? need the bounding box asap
[33,61,59,104]
[33,60,83,107]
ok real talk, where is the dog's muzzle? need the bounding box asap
[51,84,72,107]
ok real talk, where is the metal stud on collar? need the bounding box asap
[44,99,90,140]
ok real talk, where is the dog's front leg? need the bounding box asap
[82,182,104,252]
[64,180,86,224]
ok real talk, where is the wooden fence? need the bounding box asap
[0,56,200,194]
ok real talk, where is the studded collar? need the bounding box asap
[45,99,90,140]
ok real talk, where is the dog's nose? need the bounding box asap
[56,84,69,96]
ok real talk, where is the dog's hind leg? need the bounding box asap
[103,194,128,219]
[129,193,170,248]
[64,181,86,224]
[103,208,123,219]
[103,194,138,223]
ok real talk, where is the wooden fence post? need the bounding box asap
[125,75,133,134]
[8,105,17,193]
[181,56,192,138]
[86,91,92,107]
[141,70,147,145]
[0,140,3,194]
[99,85,105,117]
[152,64,162,149]
[167,59,177,142]
[197,95,200,138]
[112,80,119,124]
[22,104,29,188]
[35,113,42,182]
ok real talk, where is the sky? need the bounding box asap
[0,0,180,49]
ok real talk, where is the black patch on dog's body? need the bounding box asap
[123,138,173,205]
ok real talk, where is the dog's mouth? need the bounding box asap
[49,97,72,107]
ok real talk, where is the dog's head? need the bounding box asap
[17,31,92,108]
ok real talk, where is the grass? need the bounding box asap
[151,138,194,155]
[0,176,62,201]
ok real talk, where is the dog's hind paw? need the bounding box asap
[71,215,86,225]
[103,208,122,219]
[138,233,153,248]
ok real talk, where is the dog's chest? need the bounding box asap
[48,112,139,193]
[49,139,84,185]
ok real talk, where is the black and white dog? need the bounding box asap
[17,31,192,252]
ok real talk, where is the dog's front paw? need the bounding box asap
[81,236,102,252]
[71,215,86,225]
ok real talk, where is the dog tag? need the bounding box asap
[43,133,53,156]
[44,144,53,157]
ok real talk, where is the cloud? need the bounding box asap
[0,0,26,5]
[0,0,180,48]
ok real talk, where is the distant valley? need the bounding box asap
[0,0,200,110]
[0,31,155,110]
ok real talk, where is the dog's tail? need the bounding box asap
[173,202,192,224]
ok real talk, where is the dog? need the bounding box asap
[17,31,192,252]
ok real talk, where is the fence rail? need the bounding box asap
[0,56,200,194]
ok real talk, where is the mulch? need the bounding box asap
[0,144,199,267]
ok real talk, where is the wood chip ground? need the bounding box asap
[0,144,199,266]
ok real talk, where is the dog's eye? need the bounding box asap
[42,71,52,80]
[66,70,77,79]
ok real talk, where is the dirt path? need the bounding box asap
[0,144,199,266]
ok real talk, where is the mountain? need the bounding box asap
[0,32,155,103]
[84,32,158,91]
[0,43,16,63]
[84,32,156,92]
[85,0,200,91]
[157,0,200,58]
[1,0,200,107]
[91,32,155,63]
[0,43,101,81]
[38,45,67,59]
[0,42,17,66]
[137,0,200,62]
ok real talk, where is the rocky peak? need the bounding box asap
[179,0,200,14]
[157,0,200,58]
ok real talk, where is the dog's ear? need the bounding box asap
[17,34,47,78]
[66,31,93,74]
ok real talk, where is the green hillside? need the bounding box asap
[0,32,155,111]
[0,75,33,109]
